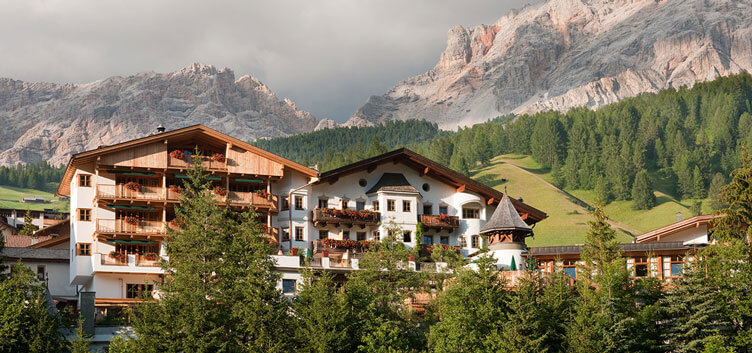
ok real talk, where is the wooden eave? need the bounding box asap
[30,234,70,248]
[56,125,319,196]
[317,148,547,223]
[634,214,722,243]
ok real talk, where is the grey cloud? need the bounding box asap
[0,0,534,122]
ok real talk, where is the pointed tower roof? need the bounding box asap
[480,191,532,235]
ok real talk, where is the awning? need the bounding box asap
[106,170,156,176]
[106,239,155,244]
[176,174,221,181]
[106,205,156,211]
[234,178,264,183]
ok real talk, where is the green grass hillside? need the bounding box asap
[473,154,709,246]
[0,185,69,212]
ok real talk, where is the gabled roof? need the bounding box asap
[4,234,53,248]
[56,125,319,196]
[529,241,701,257]
[30,220,70,248]
[366,173,420,194]
[634,214,721,243]
[2,247,69,262]
[480,193,532,234]
[318,148,547,223]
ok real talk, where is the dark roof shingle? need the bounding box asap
[366,173,420,194]
[480,193,532,234]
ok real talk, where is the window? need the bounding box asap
[423,235,433,245]
[402,231,412,243]
[440,236,449,245]
[471,235,479,248]
[358,179,367,187]
[536,260,551,273]
[403,200,411,212]
[439,206,448,215]
[78,174,91,187]
[634,257,649,278]
[282,279,296,294]
[423,205,432,215]
[372,200,379,211]
[563,260,577,279]
[459,236,467,248]
[126,284,154,299]
[281,197,289,211]
[422,183,430,192]
[462,207,480,219]
[294,195,304,210]
[281,228,290,242]
[357,232,366,241]
[78,209,92,222]
[372,231,380,241]
[387,199,396,211]
[667,255,684,278]
[295,227,304,241]
[340,199,349,210]
[36,265,45,281]
[319,230,329,239]
[343,231,350,240]
[356,201,365,211]
[318,198,328,209]
[76,243,91,256]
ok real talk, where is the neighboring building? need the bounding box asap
[529,214,720,281]
[0,217,18,240]
[0,207,68,231]
[1,246,78,307]
[57,125,547,305]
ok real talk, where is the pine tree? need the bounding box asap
[707,173,727,211]
[293,271,352,353]
[70,318,92,353]
[131,158,293,352]
[660,263,731,353]
[631,170,656,210]
[19,209,36,236]
[595,177,612,205]
[692,166,706,199]
[487,276,548,353]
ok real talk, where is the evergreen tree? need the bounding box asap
[660,262,731,353]
[131,158,293,352]
[428,255,507,353]
[70,318,92,353]
[472,129,493,166]
[631,170,656,210]
[595,177,612,205]
[692,166,706,199]
[707,173,727,211]
[0,262,67,352]
[19,209,36,236]
[487,275,548,353]
[530,115,566,169]
[292,271,351,353]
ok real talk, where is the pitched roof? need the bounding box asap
[56,124,319,196]
[635,214,721,243]
[480,193,532,234]
[2,247,69,262]
[4,234,53,248]
[529,241,701,257]
[318,148,547,223]
[366,173,420,194]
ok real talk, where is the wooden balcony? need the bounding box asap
[260,226,279,243]
[97,184,165,201]
[100,253,128,266]
[419,214,459,230]
[227,191,279,211]
[312,208,380,227]
[96,219,165,237]
[168,155,227,171]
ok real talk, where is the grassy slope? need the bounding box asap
[0,185,69,212]
[472,154,708,246]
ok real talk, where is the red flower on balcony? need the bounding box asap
[255,190,269,199]
[169,218,185,229]
[143,252,158,261]
[123,216,140,225]
[169,185,182,194]
[109,251,127,262]
[211,153,225,163]
[124,181,142,192]
[438,213,450,222]
[214,186,227,196]
[169,149,185,160]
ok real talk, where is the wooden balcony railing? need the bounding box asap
[135,255,161,267]
[168,155,227,170]
[96,219,165,235]
[419,214,459,229]
[226,191,278,210]
[100,253,128,266]
[97,184,165,200]
[312,208,380,226]
[328,257,352,268]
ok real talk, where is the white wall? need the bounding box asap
[2,260,77,300]
[658,224,709,245]
[91,273,162,299]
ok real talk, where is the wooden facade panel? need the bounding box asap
[227,146,284,177]
[100,142,167,168]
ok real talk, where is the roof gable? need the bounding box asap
[481,193,532,234]
[366,173,420,194]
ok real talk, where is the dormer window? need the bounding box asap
[462,207,479,219]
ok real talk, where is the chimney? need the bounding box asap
[156,124,166,134]
[676,212,683,222]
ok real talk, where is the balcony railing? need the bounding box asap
[419,214,459,229]
[96,219,165,235]
[168,155,227,170]
[328,257,352,268]
[226,191,279,210]
[312,208,380,226]
[135,255,161,267]
[100,253,128,266]
[97,184,165,200]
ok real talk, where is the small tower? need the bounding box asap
[479,191,533,270]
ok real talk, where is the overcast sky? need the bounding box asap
[0,0,534,122]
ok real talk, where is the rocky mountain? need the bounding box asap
[346,0,752,129]
[0,63,318,166]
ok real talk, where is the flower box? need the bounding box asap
[124,181,142,192]
[214,186,227,196]
[255,190,269,199]
[169,150,185,160]
[109,251,127,262]
[123,216,140,225]
[290,247,299,256]
[169,185,182,194]
[211,153,225,163]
